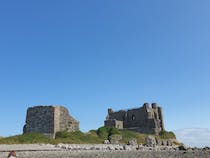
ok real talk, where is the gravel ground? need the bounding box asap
[0,144,56,151]
[1,150,210,158]
[0,144,210,158]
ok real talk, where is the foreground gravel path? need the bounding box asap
[1,150,210,158]
[0,144,210,158]
[0,144,56,151]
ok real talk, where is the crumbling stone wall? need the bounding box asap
[105,103,165,135]
[23,105,79,138]
[55,106,79,132]
[104,119,123,129]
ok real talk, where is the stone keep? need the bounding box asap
[23,105,79,138]
[104,103,165,135]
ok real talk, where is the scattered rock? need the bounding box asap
[145,135,156,147]
[127,138,137,146]
[1,144,210,158]
[178,144,187,151]
[155,138,162,146]
[166,140,172,146]
[103,140,110,144]
[161,140,167,146]
[123,145,132,151]
[107,145,115,150]
[202,146,210,151]
[109,134,122,144]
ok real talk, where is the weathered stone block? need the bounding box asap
[109,134,122,144]
[23,105,79,138]
[145,135,156,147]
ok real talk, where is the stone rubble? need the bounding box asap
[54,143,185,151]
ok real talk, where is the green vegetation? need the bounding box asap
[97,126,120,139]
[158,130,176,139]
[54,130,103,144]
[120,130,147,144]
[0,127,176,144]
[0,133,51,144]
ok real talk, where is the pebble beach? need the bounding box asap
[1,144,210,158]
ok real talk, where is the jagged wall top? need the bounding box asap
[105,103,165,135]
[23,105,79,138]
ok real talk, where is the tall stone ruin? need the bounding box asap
[23,105,79,138]
[104,103,164,135]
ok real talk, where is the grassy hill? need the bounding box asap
[0,127,176,144]
[0,133,51,144]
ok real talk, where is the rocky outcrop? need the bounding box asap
[145,136,177,147]
[145,136,157,147]
[109,134,122,144]
[178,144,188,151]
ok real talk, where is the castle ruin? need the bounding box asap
[23,105,79,138]
[104,103,164,135]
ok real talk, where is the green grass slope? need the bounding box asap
[0,133,51,144]
[0,127,176,144]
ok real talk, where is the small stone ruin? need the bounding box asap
[23,105,79,138]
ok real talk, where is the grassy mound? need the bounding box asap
[54,130,103,144]
[158,130,176,139]
[120,130,148,144]
[0,133,51,144]
[97,126,120,139]
[96,127,176,144]
[0,127,176,144]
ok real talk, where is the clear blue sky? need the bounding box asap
[0,0,210,146]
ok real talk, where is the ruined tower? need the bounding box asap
[104,103,165,135]
[23,105,79,138]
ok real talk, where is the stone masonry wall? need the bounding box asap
[105,103,165,135]
[23,105,79,138]
[57,106,79,132]
[104,119,123,129]
[23,106,55,137]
